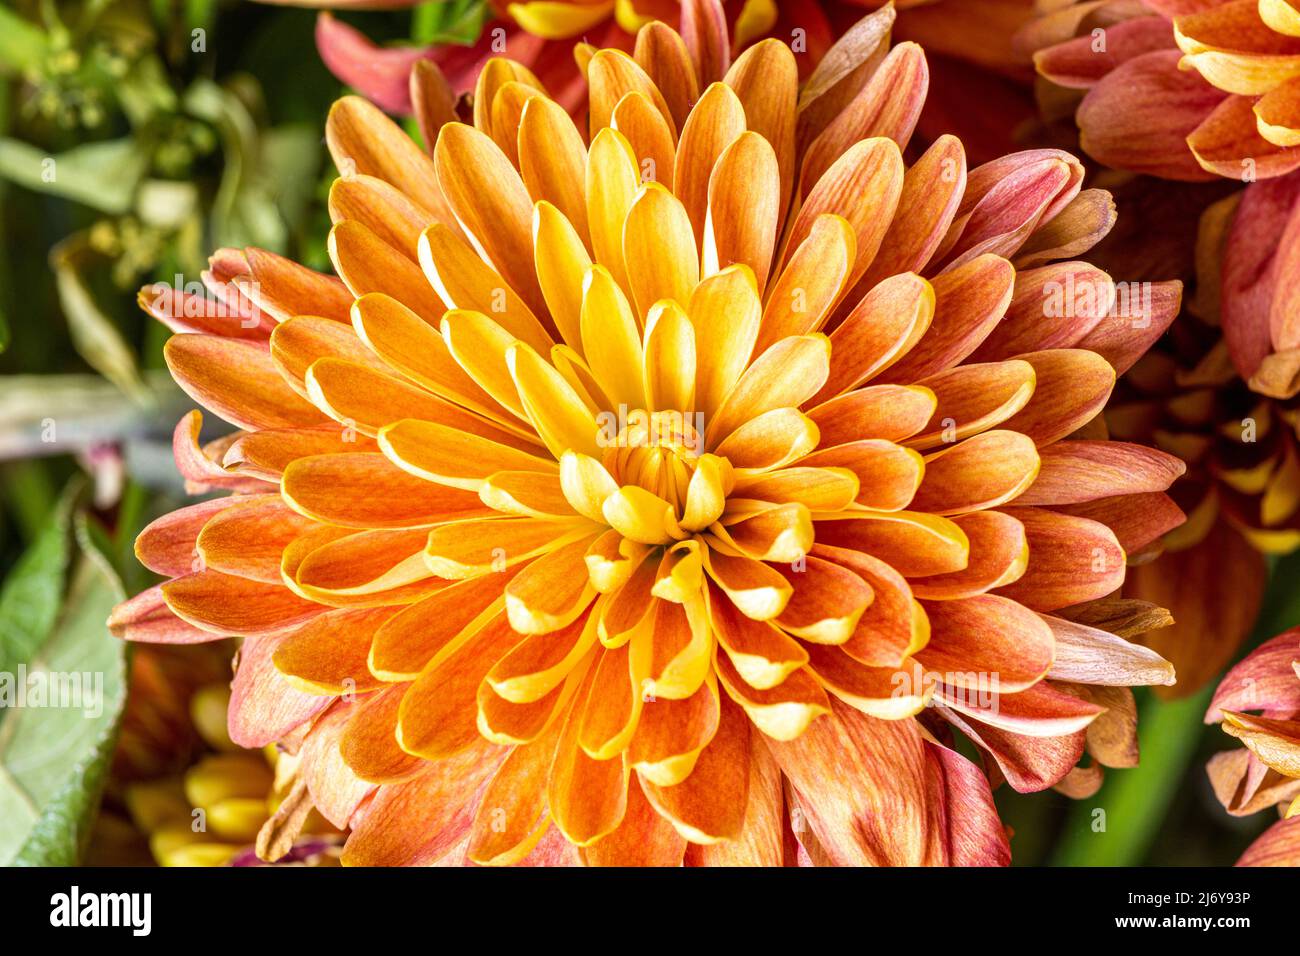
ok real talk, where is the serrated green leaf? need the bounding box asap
[4,557,128,865]
[0,482,77,679]
[0,491,130,866]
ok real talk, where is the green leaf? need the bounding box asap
[116,54,180,128]
[261,124,323,232]
[50,243,150,402]
[0,482,77,679]
[412,0,489,45]
[0,497,130,866]
[0,8,50,76]
[0,138,146,215]
[1048,686,1214,866]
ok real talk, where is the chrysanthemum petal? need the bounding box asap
[714,650,831,741]
[819,272,936,400]
[338,684,423,784]
[674,81,747,250]
[814,511,969,577]
[732,466,859,511]
[916,594,1054,693]
[993,507,1125,611]
[758,214,855,354]
[908,511,1028,600]
[270,316,391,397]
[998,349,1116,445]
[329,219,445,323]
[418,223,554,353]
[641,693,747,842]
[860,134,966,288]
[623,184,699,323]
[578,774,685,865]
[704,132,781,289]
[551,668,632,845]
[505,535,599,634]
[196,496,314,584]
[397,612,524,760]
[467,724,560,867]
[767,699,928,865]
[379,419,555,492]
[715,502,813,563]
[773,555,872,644]
[1043,614,1175,687]
[910,430,1040,516]
[351,294,508,424]
[328,175,432,261]
[801,41,928,194]
[586,128,642,294]
[815,545,926,667]
[326,95,461,234]
[643,299,697,413]
[629,675,720,785]
[1016,441,1185,506]
[799,440,924,512]
[228,633,329,747]
[715,407,820,471]
[273,606,397,695]
[876,253,1015,384]
[434,122,547,318]
[803,647,926,719]
[725,39,797,210]
[135,496,245,577]
[588,48,676,138]
[305,357,480,437]
[342,740,506,866]
[163,571,321,638]
[613,90,677,192]
[507,342,603,459]
[164,335,322,432]
[905,360,1036,451]
[707,335,830,447]
[294,528,435,604]
[284,453,494,529]
[424,517,584,578]
[784,137,904,289]
[534,202,592,353]
[689,266,762,419]
[807,385,936,447]
[634,21,700,132]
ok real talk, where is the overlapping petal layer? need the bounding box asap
[1095,179,1300,692]
[112,8,1182,866]
[1018,0,1300,179]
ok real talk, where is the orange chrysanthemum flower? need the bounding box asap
[111,15,1184,866]
[1020,0,1300,180]
[1207,628,1300,866]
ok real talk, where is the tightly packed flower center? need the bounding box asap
[602,410,711,509]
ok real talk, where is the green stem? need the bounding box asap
[1049,685,1213,867]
